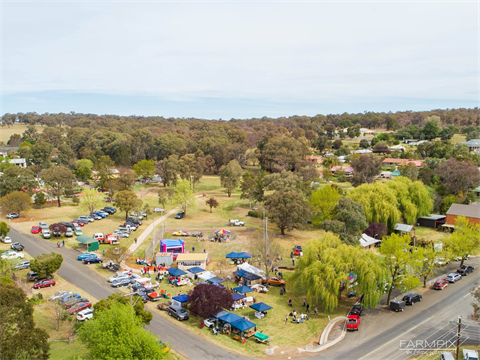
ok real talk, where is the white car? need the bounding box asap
[203,317,216,328]
[1,236,12,244]
[114,230,130,238]
[108,273,130,283]
[446,273,462,283]
[154,208,164,213]
[42,230,51,239]
[1,250,25,260]
[39,222,49,230]
[79,216,94,223]
[77,308,94,321]
[49,290,72,300]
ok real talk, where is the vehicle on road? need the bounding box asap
[173,231,190,237]
[11,242,24,251]
[49,290,72,300]
[65,228,73,237]
[228,219,245,226]
[402,293,422,305]
[6,213,20,219]
[1,236,12,244]
[351,304,363,316]
[2,250,25,260]
[293,245,303,256]
[390,299,406,312]
[68,302,92,314]
[77,253,97,261]
[77,308,94,321]
[31,226,41,234]
[33,279,56,289]
[457,265,474,276]
[15,260,30,270]
[433,279,449,290]
[83,257,103,264]
[347,315,360,331]
[203,317,216,328]
[262,276,286,286]
[446,273,462,283]
[168,306,189,321]
[175,211,185,219]
[42,230,51,239]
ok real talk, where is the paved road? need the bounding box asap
[317,256,480,360]
[10,227,248,360]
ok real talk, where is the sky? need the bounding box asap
[1,1,478,119]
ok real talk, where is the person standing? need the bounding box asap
[302,298,306,307]
[285,314,288,325]
[134,238,137,244]
[192,246,195,252]
[314,307,318,316]
[292,258,295,266]
[62,240,65,247]
[306,304,310,313]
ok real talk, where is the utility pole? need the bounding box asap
[152,217,155,260]
[456,316,462,360]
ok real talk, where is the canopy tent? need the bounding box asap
[167,268,187,277]
[237,262,264,277]
[233,270,261,281]
[232,293,246,302]
[207,276,227,285]
[226,252,251,259]
[231,318,256,332]
[213,310,229,319]
[249,302,272,312]
[218,312,243,324]
[75,235,99,251]
[172,294,189,303]
[215,229,230,235]
[233,285,254,294]
[198,271,215,281]
[187,266,206,274]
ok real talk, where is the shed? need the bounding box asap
[75,235,99,251]
[359,233,381,250]
[446,203,480,226]
[155,252,174,266]
[417,215,446,229]
[176,253,209,270]
[394,223,413,235]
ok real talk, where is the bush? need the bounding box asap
[28,293,43,305]
[0,276,13,285]
[247,209,269,218]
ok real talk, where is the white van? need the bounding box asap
[42,230,51,239]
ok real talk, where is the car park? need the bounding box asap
[168,306,189,321]
[446,273,462,283]
[111,278,134,288]
[6,213,20,219]
[33,279,56,289]
[49,290,72,300]
[175,211,185,219]
[15,260,31,270]
[77,308,94,321]
[83,257,103,264]
[42,230,51,239]
[68,302,92,314]
[11,242,24,251]
[457,265,474,276]
[402,293,422,305]
[75,228,83,236]
[31,226,41,234]
[2,250,25,260]
[1,236,12,244]
[77,253,97,261]
[433,279,449,290]
[347,315,360,331]
[65,228,73,237]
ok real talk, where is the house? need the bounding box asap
[382,158,425,167]
[462,139,480,152]
[8,158,27,168]
[354,149,373,154]
[330,166,354,176]
[176,253,209,271]
[390,145,406,152]
[306,155,323,165]
[416,215,446,229]
[108,169,120,178]
[360,128,376,135]
[445,202,480,226]
[359,233,381,250]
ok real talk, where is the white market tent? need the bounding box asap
[198,271,216,281]
[237,262,265,277]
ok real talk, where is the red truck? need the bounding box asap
[100,233,120,245]
[347,315,360,331]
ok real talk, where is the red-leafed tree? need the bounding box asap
[363,222,388,239]
[187,283,234,319]
[49,223,67,234]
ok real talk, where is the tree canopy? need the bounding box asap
[93,292,152,325]
[310,185,341,221]
[114,190,142,220]
[172,179,196,215]
[30,252,63,278]
[443,216,480,266]
[0,191,32,215]
[219,159,243,197]
[42,165,76,207]
[265,190,312,235]
[187,283,234,319]
[81,188,103,214]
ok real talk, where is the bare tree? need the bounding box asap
[249,225,280,288]
[49,299,69,331]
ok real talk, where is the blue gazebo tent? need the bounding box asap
[213,310,229,319]
[226,252,251,259]
[249,302,272,312]
[167,268,187,277]
[232,293,246,302]
[187,266,205,274]
[233,285,254,294]
[218,312,243,324]
[207,276,227,285]
[172,294,189,303]
[230,318,256,332]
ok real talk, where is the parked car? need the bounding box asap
[42,230,51,239]
[77,253,97,261]
[59,222,74,228]
[262,276,286,286]
[72,219,85,226]
[347,315,360,331]
[457,265,474,276]
[203,317,216,328]
[53,230,62,237]
[433,279,449,290]
[168,306,189,321]
[2,250,25,260]
[102,208,115,215]
[390,299,406,312]
[11,242,24,251]
[108,273,130,283]
[126,218,142,225]
[435,258,449,266]
[191,231,204,237]
[293,245,303,256]
[27,271,49,282]
[228,219,245,226]
[175,211,185,219]
[130,212,144,220]
[59,293,81,303]
[39,222,49,230]
[33,279,56,289]
[402,293,422,305]
[75,229,83,236]
[83,257,103,264]
[49,290,72,300]
[77,308,94,321]
[6,213,20,219]
[154,208,164,213]
[446,273,462,283]
[65,228,73,237]
[15,260,30,270]
[79,215,94,223]
[68,302,92,314]
[91,212,106,219]
[124,222,138,231]
[114,230,130,238]
[64,297,89,308]
[103,206,117,214]
[118,226,131,234]
[351,304,363,316]
[173,231,190,237]
[1,236,12,244]
[111,278,134,288]
[31,226,42,234]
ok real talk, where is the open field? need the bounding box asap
[0,124,44,143]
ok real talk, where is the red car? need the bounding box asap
[31,226,41,234]
[347,315,360,331]
[433,279,449,290]
[293,245,303,256]
[68,302,92,314]
[72,220,85,226]
[33,279,56,289]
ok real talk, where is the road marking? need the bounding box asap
[358,316,434,360]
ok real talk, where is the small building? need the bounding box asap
[176,253,209,271]
[390,169,402,177]
[394,223,414,236]
[8,158,27,168]
[462,139,480,152]
[416,215,446,229]
[354,149,373,154]
[75,235,99,251]
[390,145,406,152]
[306,155,323,165]
[359,233,381,250]
[330,166,354,176]
[155,252,174,266]
[382,158,424,167]
[380,171,392,179]
[446,203,480,226]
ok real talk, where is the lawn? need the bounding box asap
[0,124,44,143]
[413,226,449,243]
[451,133,467,144]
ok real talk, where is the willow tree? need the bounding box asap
[292,233,388,313]
[309,185,341,221]
[444,216,480,266]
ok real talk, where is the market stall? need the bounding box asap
[249,302,272,319]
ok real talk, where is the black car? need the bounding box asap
[168,306,189,321]
[103,206,117,214]
[402,293,422,305]
[53,231,62,237]
[175,211,185,219]
[457,265,474,276]
[102,207,115,214]
[351,304,363,316]
[11,242,25,251]
[126,218,142,225]
[59,222,74,228]
[83,257,103,264]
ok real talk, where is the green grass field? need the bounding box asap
[0,124,44,143]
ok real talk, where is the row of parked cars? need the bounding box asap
[49,290,93,319]
[1,240,26,261]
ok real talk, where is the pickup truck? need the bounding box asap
[464,349,479,360]
[229,219,245,226]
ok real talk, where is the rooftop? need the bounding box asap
[446,203,480,219]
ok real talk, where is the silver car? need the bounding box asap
[446,273,462,283]
[15,260,31,270]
